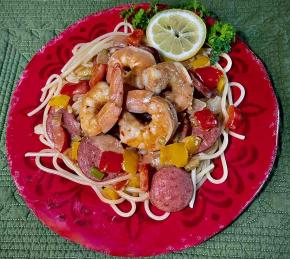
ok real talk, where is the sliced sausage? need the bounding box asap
[46,108,69,151]
[179,113,191,140]
[189,71,216,98]
[149,167,193,212]
[61,109,81,138]
[77,135,124,181]
[140,46,163,63]
[192,124,221,153]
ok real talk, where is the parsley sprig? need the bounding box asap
[176,0,209,18]
[120,0,160,30]
[207,22,236,64]
[120,6,135,20]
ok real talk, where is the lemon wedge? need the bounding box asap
[146,9,207,61]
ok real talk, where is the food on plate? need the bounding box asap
[25,1,245,221]
[150,167,193,212]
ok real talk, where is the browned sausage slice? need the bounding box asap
[149,167,193,212]
[61,109,81,138]
[192,125,221,153]
[77,135,123,181]
[189,71,216,98]
[46,108,69,151]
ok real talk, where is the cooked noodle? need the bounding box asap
[91,186,125,205]
[229,130,245,140]
[219,53,232,73]
[113,21,134,33]
[207,142,228,184]
[111,201,137,217]
[189,169,197,208]
[117,190,149,202]
[229,82,246,107]
[144,200,170,221]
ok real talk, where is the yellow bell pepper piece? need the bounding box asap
[191,55,210,69]
[160,143,188,168]
[49,95,70,108]
[217,76,225,95]
[123,149,139,175]
[182,136,202,154]
[128,175,140,188]
[70,141,80,161]
[102,187,119,200]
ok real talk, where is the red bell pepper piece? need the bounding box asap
[126,29,144,46]
[98,151,123,173]
[194,108,218,130]
[226,105,243,130]
[60,80,90,97]
[195,66,223,90]
[205,16,216,26]
[113,180,128,191]
[89,64,107,88]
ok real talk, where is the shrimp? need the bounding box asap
[126,90,153,113]
[107,46,156,89]
[142,62,193,112]
[119,91,178,151]
[80,64,123,136]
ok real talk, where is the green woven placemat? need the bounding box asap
[0,0,289,258]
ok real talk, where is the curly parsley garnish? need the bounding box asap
[120,0,160,30]
[120,6,135,21]
[207,22,236,64]
[176,0,209,18]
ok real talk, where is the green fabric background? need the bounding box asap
[0,0,289,258]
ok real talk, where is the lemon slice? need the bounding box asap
[146,9,207,61]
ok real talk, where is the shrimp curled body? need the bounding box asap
[142,62,193,112]
[119,90,178,151]
[107,46,156,89]
[80,64,123,136]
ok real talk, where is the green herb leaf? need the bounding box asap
[132,9,148,30]
[207,22,236,64]
[90,167,105,180]
[176,0,209,18]
[149,0,159,15]
[120,6,135,20]
[120,0,160,30]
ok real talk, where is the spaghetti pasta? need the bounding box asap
[189,169,197,208]
[144,200,170,221]
[111,201,137,217]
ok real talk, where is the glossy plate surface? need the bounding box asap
[6,4,279,257]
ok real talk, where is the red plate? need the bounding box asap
[6,4,279,257]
